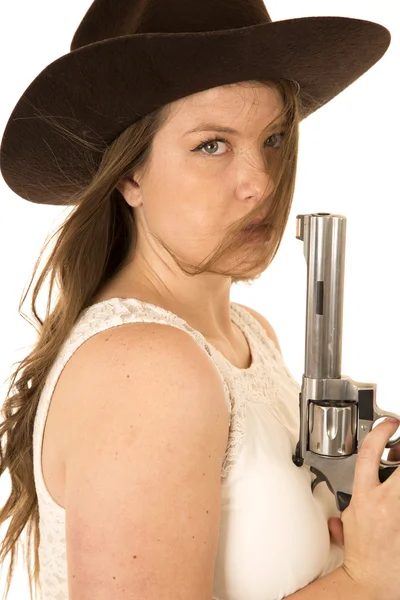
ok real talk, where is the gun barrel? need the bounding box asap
[296,213,347,380]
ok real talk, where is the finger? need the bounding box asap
[353,418,400,494]
[328,517,344,549]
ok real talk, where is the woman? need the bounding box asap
[1,1,399,599]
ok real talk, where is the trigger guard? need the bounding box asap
[380,429,400,469]
[380,457,400,468]
[385,431,400,449]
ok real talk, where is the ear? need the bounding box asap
[116,175,142,208]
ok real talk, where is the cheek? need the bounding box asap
[150,149,198,197]
[144,151,228,237]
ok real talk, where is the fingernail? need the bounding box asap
[385,417,399,424]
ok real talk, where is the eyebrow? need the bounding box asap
[184,121,287,136]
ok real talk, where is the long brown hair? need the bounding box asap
[0,77,314,600]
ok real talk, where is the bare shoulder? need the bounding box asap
[235,302,282,354]
[60,321,230,599]
[60,320,230,442]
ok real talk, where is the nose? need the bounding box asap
[235,154,273,203]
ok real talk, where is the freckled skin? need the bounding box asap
[99,83,283,344]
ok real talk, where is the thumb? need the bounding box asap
[328,516,344,550]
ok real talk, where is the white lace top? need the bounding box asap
[32,298,343,600]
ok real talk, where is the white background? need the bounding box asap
[0,0,399,597]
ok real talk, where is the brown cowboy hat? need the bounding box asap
[0,0,390,206]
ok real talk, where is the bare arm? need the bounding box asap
[62,322,230,600]
[285,566,374,600]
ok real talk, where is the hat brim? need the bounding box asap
[0,16,390,204]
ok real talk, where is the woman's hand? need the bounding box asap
[328,516,344,549]
[328,441,400,550]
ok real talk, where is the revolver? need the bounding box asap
[292,213,400,512]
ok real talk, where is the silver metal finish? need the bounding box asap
[292,213,400,511]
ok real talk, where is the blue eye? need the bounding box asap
[192,133,285,156]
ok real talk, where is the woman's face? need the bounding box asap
[124,82,285,266]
